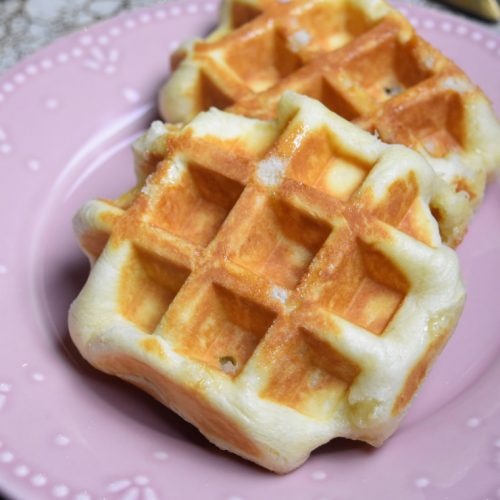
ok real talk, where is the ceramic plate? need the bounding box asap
[0,1,499,499]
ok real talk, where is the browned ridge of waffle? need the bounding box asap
[71,94,465,472]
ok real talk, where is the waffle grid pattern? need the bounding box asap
[81,94,454,418]
[164,0,401,121]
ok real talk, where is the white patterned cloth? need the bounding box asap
[0,0,498,74]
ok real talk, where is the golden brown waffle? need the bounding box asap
[159,0,500,241]
[70,93,465,473]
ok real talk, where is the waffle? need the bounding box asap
[70,93,465,473]
[159,0,500,243]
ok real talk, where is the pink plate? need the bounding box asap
[0,1,500,499]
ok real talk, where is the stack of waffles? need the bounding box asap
[69,0,500,473]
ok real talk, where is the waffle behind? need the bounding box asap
[160,0,500,246]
